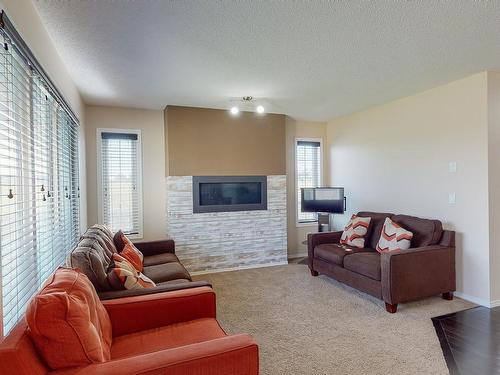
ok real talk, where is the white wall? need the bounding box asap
[488,72,500,306]
[0,0,87,231]
[85,105,166,241]
[326,73,491,305]
[285,117,328,258]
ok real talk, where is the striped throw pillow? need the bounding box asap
[107,253,155,290]
[376,217,413,253]
[340,214,371,248]
[119,237,144,272]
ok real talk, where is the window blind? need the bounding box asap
[0,23,80,336]
[99,131,142,236]
[296,140,321,223]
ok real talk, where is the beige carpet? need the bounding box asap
[194,263,474,375]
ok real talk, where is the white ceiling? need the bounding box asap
[33,1,500,121]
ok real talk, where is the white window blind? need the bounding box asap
[0,28,80,336]
[98,130,142,237]
[296,140,322,223]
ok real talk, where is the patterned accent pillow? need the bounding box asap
[119,236,144,272]
[107,253,155,290]
[340,214,371,248]
[376,217,413,253]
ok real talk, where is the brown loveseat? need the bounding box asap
[308,212,456,313]
[66,224,210,299]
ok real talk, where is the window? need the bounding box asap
[0,20,80,336]
[296,139,322,223]
[97,129,143,238]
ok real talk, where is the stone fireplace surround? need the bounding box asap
[166,175,287,274]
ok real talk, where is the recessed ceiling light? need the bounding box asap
[230,106,239,115]
[256,105,265,114]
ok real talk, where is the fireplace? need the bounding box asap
[192,176,267,213]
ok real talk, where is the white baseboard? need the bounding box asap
[490,299,500,308]
[454,291,492,307]
[190,261,288,276]
[288,251,308,259]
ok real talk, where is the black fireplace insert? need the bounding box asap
[193,176,267,213]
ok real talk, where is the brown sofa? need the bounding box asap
[66,224,210,299]
[308,212,456,313]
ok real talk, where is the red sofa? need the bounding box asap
[0,278,258,374]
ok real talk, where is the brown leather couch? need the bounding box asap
[308,212,456,313]
[66,224,210,299]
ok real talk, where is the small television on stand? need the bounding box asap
[301,187,346,232]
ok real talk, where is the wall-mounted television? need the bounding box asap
[301,187,345,214]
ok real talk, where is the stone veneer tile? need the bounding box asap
[166,175,287,273]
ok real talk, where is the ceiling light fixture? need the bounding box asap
[256,105,265,114]
[230,106,239,115]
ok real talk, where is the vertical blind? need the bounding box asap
[296,140,321,222]
[0,27,80,335]
[100,131,141,236]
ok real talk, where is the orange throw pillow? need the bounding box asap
[108,253,156,290]
[26,268,112,370]
[120,235,144,272]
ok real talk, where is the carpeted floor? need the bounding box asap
[193,263,474,375]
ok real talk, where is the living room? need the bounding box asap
[0,1,499,374]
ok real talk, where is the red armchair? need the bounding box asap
[0,286,259,375]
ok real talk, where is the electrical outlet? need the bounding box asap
[448,192,456,204]
[449,161,457,173]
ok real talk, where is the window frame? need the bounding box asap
[96,128,144,240]
[295,137,323,227]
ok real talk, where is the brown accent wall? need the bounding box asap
[165,106,286,176]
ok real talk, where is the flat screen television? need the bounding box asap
[301,187,345,214]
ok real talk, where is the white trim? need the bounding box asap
[96,128,144,239]
[454,291,489,307]
[295,137,323,226]
[190,261,288,276]
[288,250,308,259]
[490,299,500,308]
[296,222,317,228]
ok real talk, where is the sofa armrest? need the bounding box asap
[98,280,212,300]
[102,286,216,337]
[307,231,342,270]
[133,239,175,256]
[381,245,455,305]
[62,335,259,375]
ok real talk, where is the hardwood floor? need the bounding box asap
[432,306,500,375]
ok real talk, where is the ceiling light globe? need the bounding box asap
[256,105,265,114]
[230,106,239,115]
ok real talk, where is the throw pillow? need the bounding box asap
[376,217,413,253]
[120,238,144,272]
[107,253,155,290]
[340,214,371,248]
[26,268,112,370]
[113,229,126,252]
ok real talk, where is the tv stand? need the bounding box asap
[318,213,335,232]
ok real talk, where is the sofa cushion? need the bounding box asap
[357,212,394,249]
[80,228,116,260]
[26,268,112,370]
[143,262,192,283]
[376,217,413,253]
[66,238,113,292]
[343,252,381,281]
[89,224,117,254]
[315,244,373,266]
[340,215,371,248]
[143,252,180,267]
[111,318,225,359]
[391,214,443,247]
